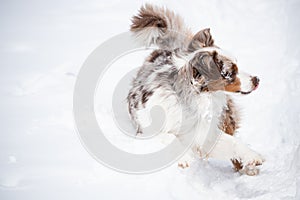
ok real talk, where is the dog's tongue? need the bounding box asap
[253,84,259,90]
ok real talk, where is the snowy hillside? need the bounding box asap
[1,0,300,199]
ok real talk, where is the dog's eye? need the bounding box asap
[221,71,235,82]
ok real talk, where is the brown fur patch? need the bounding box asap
[131,4,167,31]
[141,90,153,105]
[231,158,243,171]
[147,49,172,63]
[219,98,240,135]
[224,77,241,93]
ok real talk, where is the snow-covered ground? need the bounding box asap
[1,0,300,199]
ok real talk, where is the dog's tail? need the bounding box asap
[130,4,192,50]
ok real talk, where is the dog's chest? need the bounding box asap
[136,87,227,135]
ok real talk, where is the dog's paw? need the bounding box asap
[244,163,260,176]
[244,152,264,166]
[240,153,265,176]
[178,161,190,169]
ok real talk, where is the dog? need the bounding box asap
[127,4,264,176]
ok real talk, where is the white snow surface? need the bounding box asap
[1,0,300,199]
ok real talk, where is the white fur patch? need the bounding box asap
[173,55,187,69]
[136,88,183,134]
[238,71,254,92]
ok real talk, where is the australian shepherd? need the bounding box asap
[127,4,264,176]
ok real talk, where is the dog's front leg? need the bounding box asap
[208,133,264,175]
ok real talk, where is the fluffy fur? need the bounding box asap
[128,4,264,175]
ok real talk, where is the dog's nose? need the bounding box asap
[251,76,260,89]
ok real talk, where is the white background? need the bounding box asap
[1,0,300,199]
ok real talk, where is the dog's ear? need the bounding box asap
[188,51,227,92]
[188,28,214,51]
[212,50,223,70]
[189,51,221,81]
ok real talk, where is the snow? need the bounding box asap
[0,0,300,199]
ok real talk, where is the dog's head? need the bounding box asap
[184,29,259,95]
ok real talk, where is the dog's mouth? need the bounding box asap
[238,90,252,95]
[234,75,260,95]
[237,83,259,95]
[237,76,260,95]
